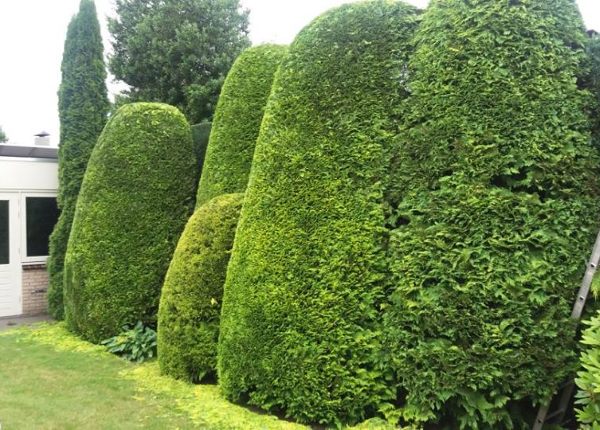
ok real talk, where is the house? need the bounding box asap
[0,134,58,318]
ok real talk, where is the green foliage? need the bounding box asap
[0,126,7,143]
[158,193,243,382]
[102,322,157,363]
[0,324,196,429]
[195,45,286,206]
[576,311,600,429]
[218,2,419,425]
[48,0,109,320]
[108,0,250,123]
[63,102,197,343]
[191,121,211,175]
[382,1,600,427]
[587,34,600,146]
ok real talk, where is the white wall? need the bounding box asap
[0,157,58,192]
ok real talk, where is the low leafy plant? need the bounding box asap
[101,322,157,363]
[576,311,600,428]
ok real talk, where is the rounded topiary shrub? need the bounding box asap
[217,1,420,425]
[382,1,600,427]
[195,44,286,206]
[157,193,243,382]
[64,102,198,343]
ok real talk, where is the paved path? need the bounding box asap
[0,314,52,332]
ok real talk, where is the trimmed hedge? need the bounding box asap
[195,44,286,206]
[383,1,600,427]
[157,193,243,382]
[191,121,211,175]
[64,103,197,343]
[218,1,420,425]
[47,0,109,320]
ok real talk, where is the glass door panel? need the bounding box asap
[0,200,8,265]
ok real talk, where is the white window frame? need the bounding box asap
[20,192,58,264]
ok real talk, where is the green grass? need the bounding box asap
[0,323,394,430]
[0,323,301,429]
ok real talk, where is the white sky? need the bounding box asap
[0,0,598,147]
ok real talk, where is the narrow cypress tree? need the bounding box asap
[48,0,109,320]
[383,1,600,427]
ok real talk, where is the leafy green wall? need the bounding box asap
[382,1,600,427]
[587,33,600,146]
[574,31,600,430]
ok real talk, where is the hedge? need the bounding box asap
[157,193,243,382]
[191,121,211,175]
[382,1,600,427]
[47,0,109,320]
[195,44,286,206]
[63,103,197,343]
[217,1,420,425]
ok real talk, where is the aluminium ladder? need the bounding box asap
[532,229,600,429]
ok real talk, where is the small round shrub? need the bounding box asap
[217,1,420,425]
[195,44,286,206]
[157,193,243,382]
[383,0,600,427]
[64,102,198,343]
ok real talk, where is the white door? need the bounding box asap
[0,193,21,317]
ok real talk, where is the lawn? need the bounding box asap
[0,324,392,430]
[0,323,302,430]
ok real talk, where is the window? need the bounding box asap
[25,197,59,258]
[0,200,8,264]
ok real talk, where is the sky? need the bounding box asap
[0,0,598,147]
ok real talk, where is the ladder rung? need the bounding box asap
[544,408,566,421]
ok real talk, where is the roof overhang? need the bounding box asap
[0,144,58,160]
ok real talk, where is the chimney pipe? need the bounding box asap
[34,131,50,146]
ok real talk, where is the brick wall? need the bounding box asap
[22,264,49,316]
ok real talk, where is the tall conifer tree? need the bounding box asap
[48,0,109,319]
